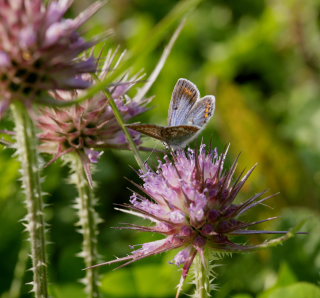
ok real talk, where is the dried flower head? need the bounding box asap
[37,49,149,185]
[0,0,103,117]
[93,145,293,280]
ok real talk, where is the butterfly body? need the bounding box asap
[127,78,215,148]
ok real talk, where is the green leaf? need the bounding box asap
[258,282,320,298]
[101,268,137,297]
[274,262,297,287]
[133,263,180,297]
[258,262,297,298]
[100,257,182,298]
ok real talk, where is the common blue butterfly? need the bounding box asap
[127,78,215,148]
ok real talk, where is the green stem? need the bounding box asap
[101,88,147,172]
[194,254,210,298]
[11,102,48,298]
[69,154,101,298]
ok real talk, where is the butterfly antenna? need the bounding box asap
[144,143,158,164]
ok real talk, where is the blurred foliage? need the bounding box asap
[1,0,320,297]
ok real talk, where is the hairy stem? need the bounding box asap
[11,102,48,298]
[68,153,101,298]
[193,255,210,298]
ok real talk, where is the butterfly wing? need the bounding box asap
[127,79,215,149]
[168,78,200,126]
[161,125,200,148]
[126,123,165,142]
[185,95,215,127]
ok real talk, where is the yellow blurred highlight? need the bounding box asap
[216,82,314,207]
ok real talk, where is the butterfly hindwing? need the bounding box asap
[161,125,200,147]
[168,78,199,126]
[185,95,215,127]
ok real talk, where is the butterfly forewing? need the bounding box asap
[186,95,215,127]
[168,78,199,126]
[126,124,165,142]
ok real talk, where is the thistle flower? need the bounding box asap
[0,0,103,118]
[37,49,149,185]
[92,145,295,283]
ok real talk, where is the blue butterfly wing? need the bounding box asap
[168,78,199,126]
[185,95,215,127]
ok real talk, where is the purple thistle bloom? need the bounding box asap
[0,0,103,118]
[37,49,150,185]
[93,144,292,280]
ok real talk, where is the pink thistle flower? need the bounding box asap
[0,0,104,118]
[92,145,296,280]
[37,49,150,185]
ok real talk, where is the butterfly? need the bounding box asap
[127,78,215,148]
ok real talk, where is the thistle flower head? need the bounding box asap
[37,49,149,185]
[0,0,103,117]
[96,145,290,280]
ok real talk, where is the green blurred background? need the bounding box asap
[1,0,320,297]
